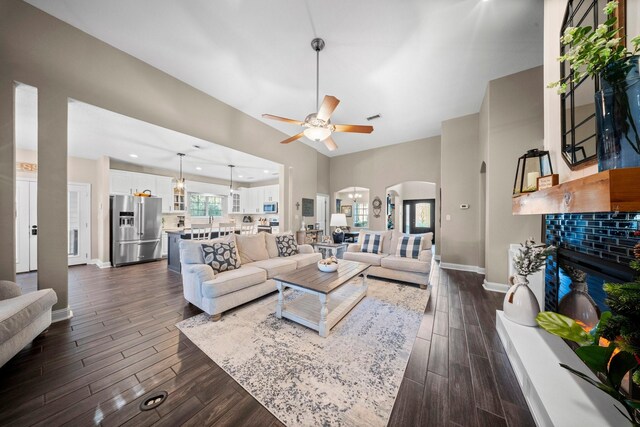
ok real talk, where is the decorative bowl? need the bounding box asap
[317,261,339,272]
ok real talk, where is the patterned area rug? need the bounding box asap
[176,277,431,426]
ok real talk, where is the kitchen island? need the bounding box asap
[166,229,240,273]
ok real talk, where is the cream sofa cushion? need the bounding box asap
[390,231,433,255]
[343,251,387,266]
[286,252,322,268]
[180,234,236,265]
[0,289,57,344]
[235,233,270,265]
[244,258,297,279]
[358,230,393,254]
[0,281,21,300]
[201,266,267,298]
[381,255,430,274]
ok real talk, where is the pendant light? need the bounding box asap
[175,153,186,191]
[349,186,362,203]
[228,165,235,195]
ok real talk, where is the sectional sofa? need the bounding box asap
[343,230,433,289]
[180,232,322,320]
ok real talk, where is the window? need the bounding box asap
[353,202,368,228]
[188,193,223,217]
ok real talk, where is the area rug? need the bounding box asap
[176,277,431,426]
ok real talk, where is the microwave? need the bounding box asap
[263,202,278,213]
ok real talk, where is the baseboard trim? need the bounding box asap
[89,259,112,269]
[52,307,74,323]
[440,262,485,275]
[483,280,509,293]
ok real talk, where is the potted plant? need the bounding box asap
[503,239,555,326]
[548,1,640,171]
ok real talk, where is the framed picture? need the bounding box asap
[341,205,352,217]
[302,198,314,217]
[307,224,315,230]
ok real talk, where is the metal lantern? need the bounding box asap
[513,149,553,194]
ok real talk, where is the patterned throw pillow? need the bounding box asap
[201,241,240,273]
[361,233,382,254]
[396,235,423,259]
[276,234,298,257]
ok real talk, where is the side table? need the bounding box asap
[312,242,349,259]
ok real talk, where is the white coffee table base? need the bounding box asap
[275,276,368,337]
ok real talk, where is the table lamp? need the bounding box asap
[330,213,348,243]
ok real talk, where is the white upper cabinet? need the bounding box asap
[110,170,133,195]
[263,185,279,203]
[155,176,174,213]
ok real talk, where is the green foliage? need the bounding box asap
[547,1,640,94]
[536,312,594,346]
[512,239,555,277]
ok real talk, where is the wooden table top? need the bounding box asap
[273,260,369,294]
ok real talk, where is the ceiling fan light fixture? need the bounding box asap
[303,126,331,142]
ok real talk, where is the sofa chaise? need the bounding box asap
[0,280,57,367]
[343,230,433,288]
[180,232,322,320]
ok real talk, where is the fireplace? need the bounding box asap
[545,211,639,398]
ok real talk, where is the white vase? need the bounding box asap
[503,275,540,327]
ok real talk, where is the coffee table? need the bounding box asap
[274,260,369,337]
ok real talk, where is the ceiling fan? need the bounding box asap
[262,38,373,152]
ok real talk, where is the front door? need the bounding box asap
[403,199,435,240]
[316,194,329,237]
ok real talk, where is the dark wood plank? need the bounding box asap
[465,323,489,358]
[387,378,423,427]
[469,354,504,417]
[448,362,477,427]
[476,408,508,427]
[404,337,430,384]
[502,401,536,427]
[433,310,449,336]
[427,333,448,378]
[420,372,448,426]
[448,327,469,367]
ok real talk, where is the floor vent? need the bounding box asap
[139,391,168,411]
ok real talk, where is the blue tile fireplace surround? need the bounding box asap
[544,212,640,312]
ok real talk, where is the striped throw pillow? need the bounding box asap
[396,235,423,259]
[360,233,382,254]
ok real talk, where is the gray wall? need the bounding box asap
[329,136,441,253]
[440,113,481,267]
[482,66,544,285]
[0,1,325,309]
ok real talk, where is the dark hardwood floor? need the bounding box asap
[387,268,535,427]
[3,261,534,426]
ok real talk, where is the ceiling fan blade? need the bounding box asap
[316,95,340,121]
[323,136,338,151]
[262,114,304,126]
[279,132,305,145]
[333,124,374,134]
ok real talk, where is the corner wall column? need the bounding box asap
[38,89,68,313]
[0,79,16,281]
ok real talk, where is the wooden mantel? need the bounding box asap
[512,167,640,215]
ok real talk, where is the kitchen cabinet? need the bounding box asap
[228,192,241,214]
[155,176,174,213]
[239,187,266,214]
[263,185,279,203]
[110,170,133,195]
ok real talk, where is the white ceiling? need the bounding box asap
[24,0,543,157]
[14,84,281,183]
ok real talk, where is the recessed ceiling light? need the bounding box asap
[129,154,138,158]
[238,174,243,178]
[264,170,269,174]
[195,166,202,170]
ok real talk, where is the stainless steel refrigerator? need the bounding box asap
[110,195,163,267]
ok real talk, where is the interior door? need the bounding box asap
[68,183,91,266]
[29,181,38,270]
[16,180,31,273]
[316,194,329,235]
[403,199,435,241]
